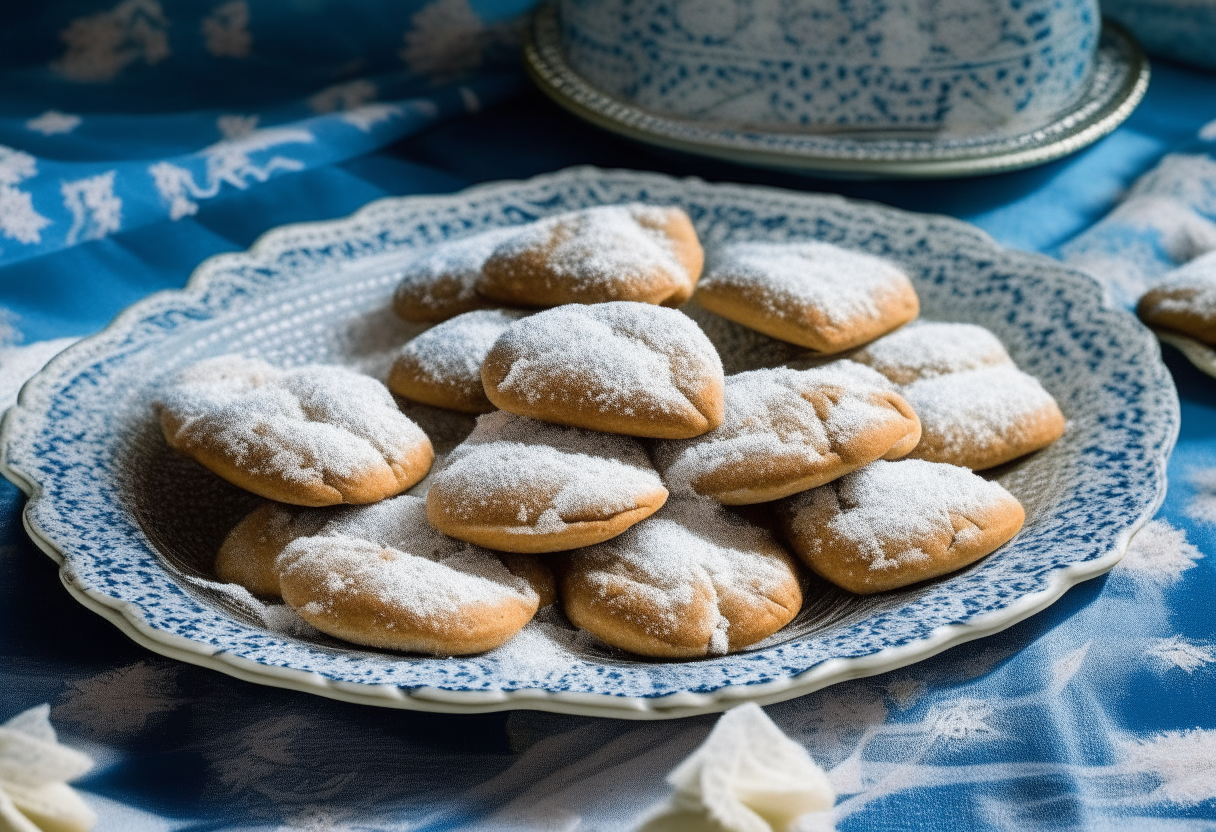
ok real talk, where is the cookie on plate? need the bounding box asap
[157,356,434,506]
[482,302,725,439]
[277,495,554,654]
[477,204,703,308]
[391,228,513,323]
[427,411,668,552]
[1137,253,1216,345]
[653,363,921,504]
[388,309,527,414]
[215,501,334,597]
[850,321,1013,384]
[559,498,803,659]
[694,241,920,354]
[902,365,1065,470]
[780,459,1025,594]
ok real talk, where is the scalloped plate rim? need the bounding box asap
[0,165,1180,719]
[14,494,1150,718]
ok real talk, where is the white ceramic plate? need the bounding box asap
[0,167,1178,719]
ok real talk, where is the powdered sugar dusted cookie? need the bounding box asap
[653,363,921,505]
[477,204,703,308]
[427,411,668,552]
[560,498,803,658]
[780,459,1025,594]
[215,502,335,598]
[903,365,1066,470]
[391,228,513,323]
[277,495,554,655]
[1137,253,1216,345]
[694,241,920,353]
[388,309,527,413]
[157,356,434,506]
[851,321,1013,384]
[482,302,726,439]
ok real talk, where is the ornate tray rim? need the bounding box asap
[524,8,1150,180]
[0,166,1179,719]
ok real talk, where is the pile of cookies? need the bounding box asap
[155,203,1065,660]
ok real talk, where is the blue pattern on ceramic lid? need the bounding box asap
[559,0,1100,134]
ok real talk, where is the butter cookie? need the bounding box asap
[157,356,434,506]
[654,363,921,504]
[277,495,553,654]
[215,501,333,597]
[559,498,803,658]
[477,204,703,307]
[391,228,512,323]
[780,459,1025,594]
[694,241,919,353]
[388,309,527,413]
[481,302,725,439]
[427,410,668,552]
[1137,254,1216,345]
[850,321,1013,384]
[902,365,1065,470]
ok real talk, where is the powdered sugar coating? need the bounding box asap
[157,355,432,504]
[428,410,665,539]
[479,204,695,305]
[564,497,801,656]
[1138,250,1216,345]
[654,362,919,502]
[902,365,1062,467]
[389,309,527,412]
[851,321,1013,384]
[484,301,725,437]
[697,241,917,350]
[276,496,541,652]
[391,227,515,322]
[783,459,1019,575]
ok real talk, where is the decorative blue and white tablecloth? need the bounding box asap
[1,2,1215,830]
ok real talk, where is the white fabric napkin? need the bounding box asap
[638,703,835,832]
[0,706,95,832]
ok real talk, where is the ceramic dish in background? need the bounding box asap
[526,8,1149,179]
[559,0,1100,134]
[0,167,1178,719]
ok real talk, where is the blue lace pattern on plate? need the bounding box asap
[0,167,1178,714]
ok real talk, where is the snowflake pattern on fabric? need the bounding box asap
[0,147,51,247]
[0,0,534,267]
[0,3,1214,830]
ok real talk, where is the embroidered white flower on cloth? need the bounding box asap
[149,117,312,220]
[0,146,51,246]
[307,80,378,114]
[202,0,252,59]
[0,705,95,832]
[25,111,82,136]
[400,0,486,80]
[638,703,836,832]
[52,0,170,83]
[62,171,122,245]
[1186,467,1216,526]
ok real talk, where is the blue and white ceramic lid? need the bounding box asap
[559,0,1099,134]
[0,167,1178,719]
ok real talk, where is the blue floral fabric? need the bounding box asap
[1,2,1215,831]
